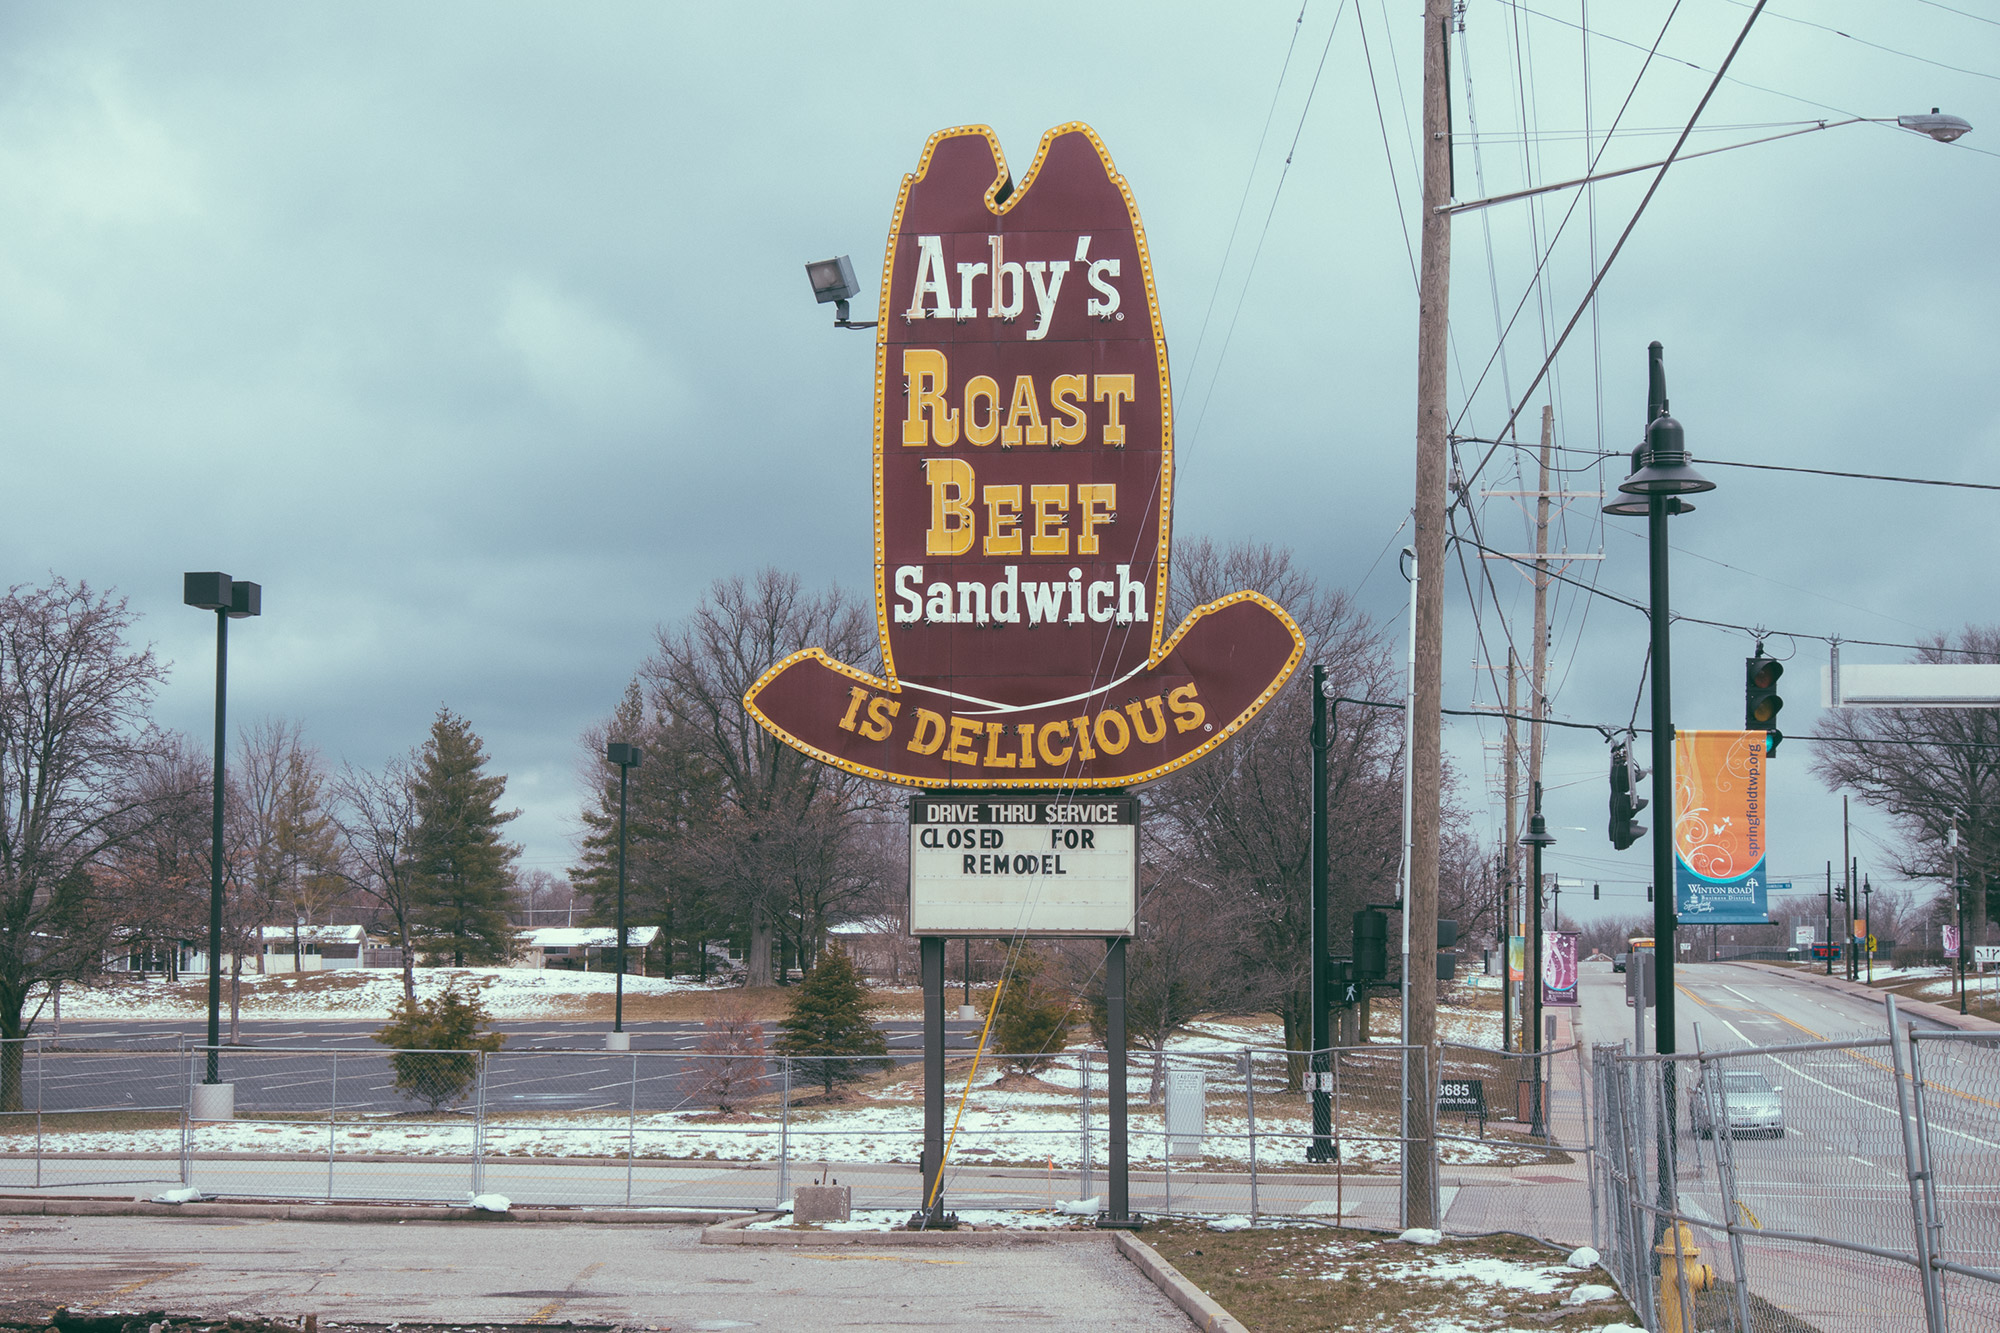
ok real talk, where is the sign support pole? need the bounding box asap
[919,935,946,1227]
[1101,936,1134,1226]
[1309,665,1336,1162]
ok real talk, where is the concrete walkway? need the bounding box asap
[0,1213,1193,1330]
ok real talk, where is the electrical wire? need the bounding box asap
[1456,0,1773,486]
[1715,0,2000,84]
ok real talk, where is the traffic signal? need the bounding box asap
[1593,883,1601,901]
[1745,648,1784,756]
[1354,909,1389,981]
[1609,742,1649,850]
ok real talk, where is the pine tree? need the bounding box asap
[993,948,1074,1075]
[775,945,889,1093]
[408,707,520,966]
[373,982,506,1111]
[571,679,727,977]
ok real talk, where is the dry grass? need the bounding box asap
[1141,1220,1634,1333]
[0,1109,182,1137]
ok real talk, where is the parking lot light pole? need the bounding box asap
[606,742,642,1048]
[182,573,260,1092]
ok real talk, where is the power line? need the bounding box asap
[1716,0,2000,84]
[1456,0,1772,485]
[1460,435,2000,492]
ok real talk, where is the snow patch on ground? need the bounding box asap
[748,1207,1083,1232]
[49,968,731,1022]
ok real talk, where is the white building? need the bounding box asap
[514,925,660,973]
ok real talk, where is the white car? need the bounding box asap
[1691,1069,1785,1139]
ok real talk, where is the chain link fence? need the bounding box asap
[1590,998,2000,1333]
[0,1034,189,1192]
[3,1037,1459,1223]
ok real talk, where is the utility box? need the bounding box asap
[793,1184,852,1224]
[1165,1069,1207,1157]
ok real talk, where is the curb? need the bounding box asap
[0,1195,745,1225]
[1730,962,2000,1032]
[1112,1232,1253,1333]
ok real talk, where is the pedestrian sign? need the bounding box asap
[1867,935,1878,955]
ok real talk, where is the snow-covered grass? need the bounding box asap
[49,967,735,1022]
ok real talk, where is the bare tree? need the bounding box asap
[1811,626,2000,948]
[0,579,172,1110]
[97,737,211,978]
[332,756,422,1002]
[643,569,876,986]
[1147,539,1404,1084]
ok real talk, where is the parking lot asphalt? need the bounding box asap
[0,1214,1194,1330]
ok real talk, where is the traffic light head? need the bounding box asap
[1353,909,1389,982]
[1745,651,1785,755]
[1608,742,1650,851]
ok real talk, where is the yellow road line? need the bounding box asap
[526,1260,603,1325]
[79,1264,195,1309]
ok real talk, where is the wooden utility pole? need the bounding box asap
[1528,405,1552,825]
[1503,650,1520,1051]
[1405,0,1454,1229]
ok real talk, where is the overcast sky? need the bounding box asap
[4,2,1992,930]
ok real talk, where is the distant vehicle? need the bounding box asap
[1613,954,1628,974]
[1691,1069,1786,1139]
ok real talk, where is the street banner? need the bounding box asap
[1673,730,1772,925]
[743,124,1304,787]
[1944,924,1960,959]
[1854,918,1866,941]
[1508,934,1526,983]
[1542,929,1580,1007]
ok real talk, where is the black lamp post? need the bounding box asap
[1519,798,1554,1136]
[1863,874,1874,984]
[182,573,260,1089]
[1602,342,1714,1060]
[606,742,642,1044]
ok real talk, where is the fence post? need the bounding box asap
[33,1039,44,1190]
[1883,995,1946,1333]
[626,1051,638,1207]
[1244,1047,1258,1224]
[776,1055,790,1209]
[471,1050,487,1199]
[327,1051,338,1201]
[1579,1042,1600,1253]
[1162,1055,1172,1216]
[179,1047,193,1188]
[1691,1027,1754,1333]
[1078,1049,1090,1203]
[1906,1034,1951,1324]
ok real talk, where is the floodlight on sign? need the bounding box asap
[805,255,860,305]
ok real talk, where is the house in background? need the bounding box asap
[514,925,660,974]
[107,924,372,976]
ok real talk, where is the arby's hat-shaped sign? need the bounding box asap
[744,122,1304,788]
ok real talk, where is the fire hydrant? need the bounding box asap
[1656,1221,1717,1333]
